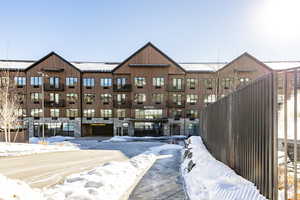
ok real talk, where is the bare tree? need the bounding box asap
[0,70,22,143]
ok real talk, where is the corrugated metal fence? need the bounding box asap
[200,73,278,199]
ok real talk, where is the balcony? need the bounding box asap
[167,85,185,92]
[44,100,66,107]
[113,84,132,92]
[113,100,132,108]
[166,101,185,108]
[44,83,64,91]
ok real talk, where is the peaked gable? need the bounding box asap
[112,42,185,74]
[25,52,81,72]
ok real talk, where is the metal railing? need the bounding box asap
[199,73,277,199]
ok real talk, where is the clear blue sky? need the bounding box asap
[0,0,300,62]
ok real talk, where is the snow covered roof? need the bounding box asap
[0,59,299,72]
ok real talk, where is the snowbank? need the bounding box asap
[0,137,79,157]
[182,136,267,200]
[0,143,181,200]
[103,135,187,142]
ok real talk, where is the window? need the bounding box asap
[239,77,251,85]
[186,110,198,118]
[100,78,112,87]
[49,77,60,88]
[31,109,42,117]
[116,94,127,104]
[14,77,26,86]
[173,109,182,118]
[135,93,146,103]
[117,109,126,118]
[50,93,60,103]
[66,77,78,87]
[186,94,198,104]
[17,93,26,103]
[83,109,95,118]
[116,77,126,88]
[172,78,183,90]
[100,94,112,104]
[66,93,78,103]
[101,109,112,118]
[134,77,146,88]
[153,77,164,88]
[31,93,42,102]
[204,79,215,89]
[222,78,233,89]
[50,109,60,117]
[30,77,42,86]
[135,109,163,119]
[152,94,164,104]
[172,94,183,105]
[204,94,216,104]
[66,109,79,117]
[0,77,9,87]
[84,94,95,104]
[15,109,26,117]
[83,78,95,87]
[187,78,197,89]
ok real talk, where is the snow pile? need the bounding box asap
[103,135,187,142]
[182,136,266,200]
[0,137,79,157]
[0,174,44,200]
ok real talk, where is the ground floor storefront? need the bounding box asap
[26,118,199,138]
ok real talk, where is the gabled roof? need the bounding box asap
[217,52,273,72]
[112,42,186,72]
[25,51,81,72]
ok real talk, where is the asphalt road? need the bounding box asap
[0,150,127,188]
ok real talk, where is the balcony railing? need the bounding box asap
[44,83,65,91]
[113,100,132,108]
[166,100,185,108]
[113,84,132,92]
[44,100,66,107]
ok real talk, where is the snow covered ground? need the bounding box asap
[103,135,187,142]
[182,136,267,200]
[0,142,181,200]
[0,136,79,157]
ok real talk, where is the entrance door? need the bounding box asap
[91,124,113,136]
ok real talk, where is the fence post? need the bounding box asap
[228,94,235,168]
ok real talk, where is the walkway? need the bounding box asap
[128,148,188,200]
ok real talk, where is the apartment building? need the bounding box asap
[0,42,299,138]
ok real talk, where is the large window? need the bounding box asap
[14,77,26,86]
[186,110,198,118]
[172,78,183,90]
[116,77,126,88]
[50,93,59,103]
[135,93,146,103]
[66,77,78,87]
[33,122,75,137]
[172,94,183,105]
[152,94,164,104]
[239,77,251,86]
[50,109,60,117]
[30,77,42,86]
[31,93,42,102]
[222,78,233,89]
[100,78,112,87]
[100,94,112,104]
[117,109,126,118]
[31,109,42,117]
[101,109,112,118]
[66,109,79,117]
[187,78,197,89]
[204,94,216,104]
[134,77,146,88]
[153,77,164,88]
[0,77,9,87]
[186,94,198,104]
[173,109,182,118]
[66,93,78,103]
[83,109,95,118]
[84,93,95,104]
[116,94,127,104]
[83,78,95,87]
[204,79,215,90]
[15,109,26,117]
[49,77,60,88]
[135,109,163,119]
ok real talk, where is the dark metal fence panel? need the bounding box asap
[199,73,276,199]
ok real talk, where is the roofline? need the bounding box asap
[112,42,186,73]
[25,52,81,72]
[217,52,273,73]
